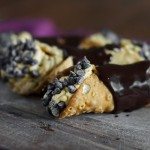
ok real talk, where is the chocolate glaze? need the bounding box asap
[38,36,120,65]
[97,61,150,112]
[39,36,150,64]
[61,44,120,65]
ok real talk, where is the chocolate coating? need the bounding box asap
[97,61,150,112]
[38,36,121,65]
[63,44,120,65]
[39,36,150,65]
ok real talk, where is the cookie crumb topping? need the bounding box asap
[0,40,39,79]
[0,32,32,51]
[43,56,92,117]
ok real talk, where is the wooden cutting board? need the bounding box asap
[0,81,150,150]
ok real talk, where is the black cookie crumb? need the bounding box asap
[76,69,85,76]
[43,57,92,117]
[0,39,39,79]
[52,88,61,95]
[58,101,66,110]
[48,100,60,117]
[67,85,76,93]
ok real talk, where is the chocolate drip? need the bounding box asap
[97,61,150,112]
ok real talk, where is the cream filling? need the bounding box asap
[52,65,94,105]
[79,33,112,49]
[121,39,141,52]
[7,41,63,94]
[106,39,144,65]
[106,48,144,65]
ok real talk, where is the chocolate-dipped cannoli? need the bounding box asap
[70,40,147,65]
[42,57,114,118]
[39,35,149,66]
[39,36,119,65]
[79,31,149,64]
[0,38,73,95]
[42,57,150,118]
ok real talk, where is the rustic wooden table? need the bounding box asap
[0,81,150,150]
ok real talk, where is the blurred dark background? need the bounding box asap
[0,0,149,39]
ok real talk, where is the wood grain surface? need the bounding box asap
[0,81,150,150]
[0,0,150,39]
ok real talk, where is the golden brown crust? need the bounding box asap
[59,73,114,118]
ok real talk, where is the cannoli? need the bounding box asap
[42,57,150,118]
[0,38,73,95]
[39,35,149,65]
[42,57,114,118]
